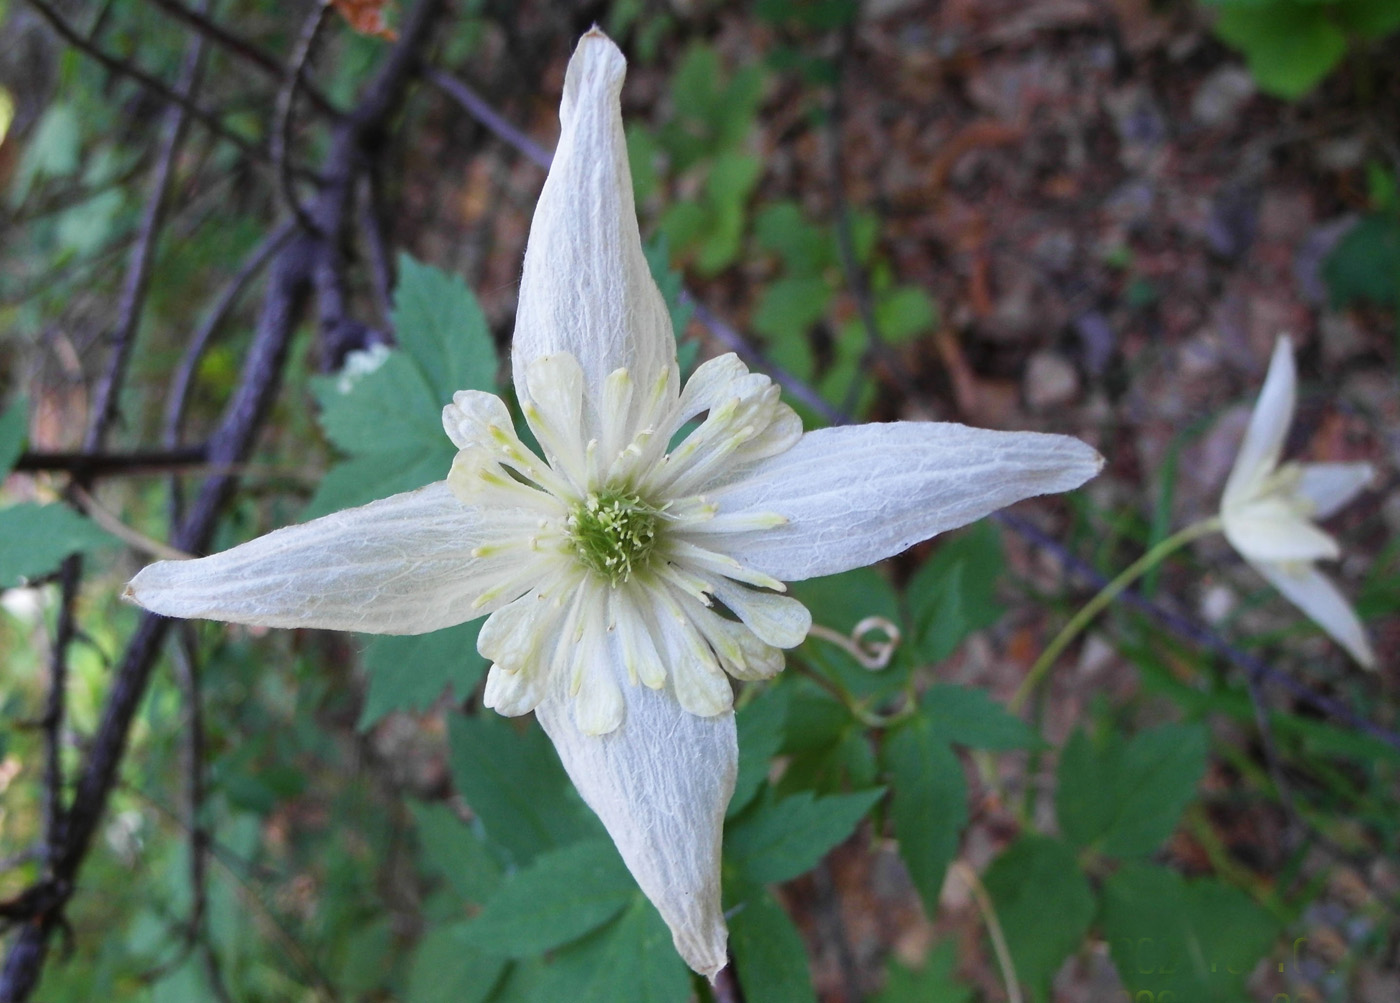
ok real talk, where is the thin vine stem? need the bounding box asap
[1010,516,1224,714]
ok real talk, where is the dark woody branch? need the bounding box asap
[144,0,340,117]
[0,1,448,997]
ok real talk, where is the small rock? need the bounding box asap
[1200,584,1236,625]
[1190,66,1256,127]
[1024,350,1080,410]
[1314,133,1368,172]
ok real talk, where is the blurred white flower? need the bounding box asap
[1221,336,1376,668]
[127,30,1102,977]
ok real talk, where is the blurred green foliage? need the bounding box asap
[1204,0,1400,98]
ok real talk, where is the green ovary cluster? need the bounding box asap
[567,490,662,585]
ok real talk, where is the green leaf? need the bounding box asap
[358,620,486,729]
[642,234,693,341]
[1056,722,1208,858]
[0,503,120,587]
[874,286,938,345]
[1100,862,1278,1002]
[1323,213,1400,309]
[791,566,907,701]
[884,715,966,917]
[752,275,833,344]
[694,152,763,274]
[1336,0,1400,37]
[726,787,884,884]
[727,882,817,1003]
[407,923,508,1003]
[57,189,124,257]
[465,841,634,957]
[731,684,789,818]
[1212,3,1348,99]
[303,256,496,518]
[0,397,27,476]
[529,896,690,1003]
[777,684,878,795]
[11,101,80,204]
[448,713,601,867]
[917,685,1038,750]
[754,201,833,276]
[410,802,503,905]
[906,523,1005,663]
[982,835,1095,1002]
[873,941,972,1003]
[392,254,497,405]
[626,124,660,205]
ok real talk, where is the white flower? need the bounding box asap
[126,30,1102,978]
[1221,336,1376,669]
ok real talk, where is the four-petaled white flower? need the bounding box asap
[126,30,1102,977]
[1221,335,1376,669]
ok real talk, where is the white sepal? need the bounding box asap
[1250,559,1377,670]
[126,482,527,634]
[708,422,1104,581]
[509,30,677,437]
[534,671,735,980]
[1223,336,1295,508]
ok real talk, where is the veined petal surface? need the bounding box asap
[1251,559,1377,669]
[126,482,526,634]
[1223,336,1296,507]
[509,30,677,438]
[534,666,736,979]
[705,422,1103,582]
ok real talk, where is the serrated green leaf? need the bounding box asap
[465,841,633,957]
[411,802,503,905]
[0,503,120,586]
[393,254,497,404]
[1055,729,1116,853]
[777,684,877,795]
[0,398,27,475]
[884,717,966,917]
[448,714,601,867]
[358,620,486,729]
[906,523,1005,663]
[302,442,452,520]
[1100,862,1278,1002]
[529,895,690,1003]
[731,684,789,818]
[918,685,1037,750]
[303,257,496,518]
[1056,723,1207,858]
[726,787,883,884]
[910,564,970,665]
[407,922,508,1003]
[727,882,816,1003]
[873,941,972,1003]
[982,835,1094,1002]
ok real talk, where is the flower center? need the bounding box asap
[567,490,662,585]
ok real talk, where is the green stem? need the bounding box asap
[1010,516,1223,714]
